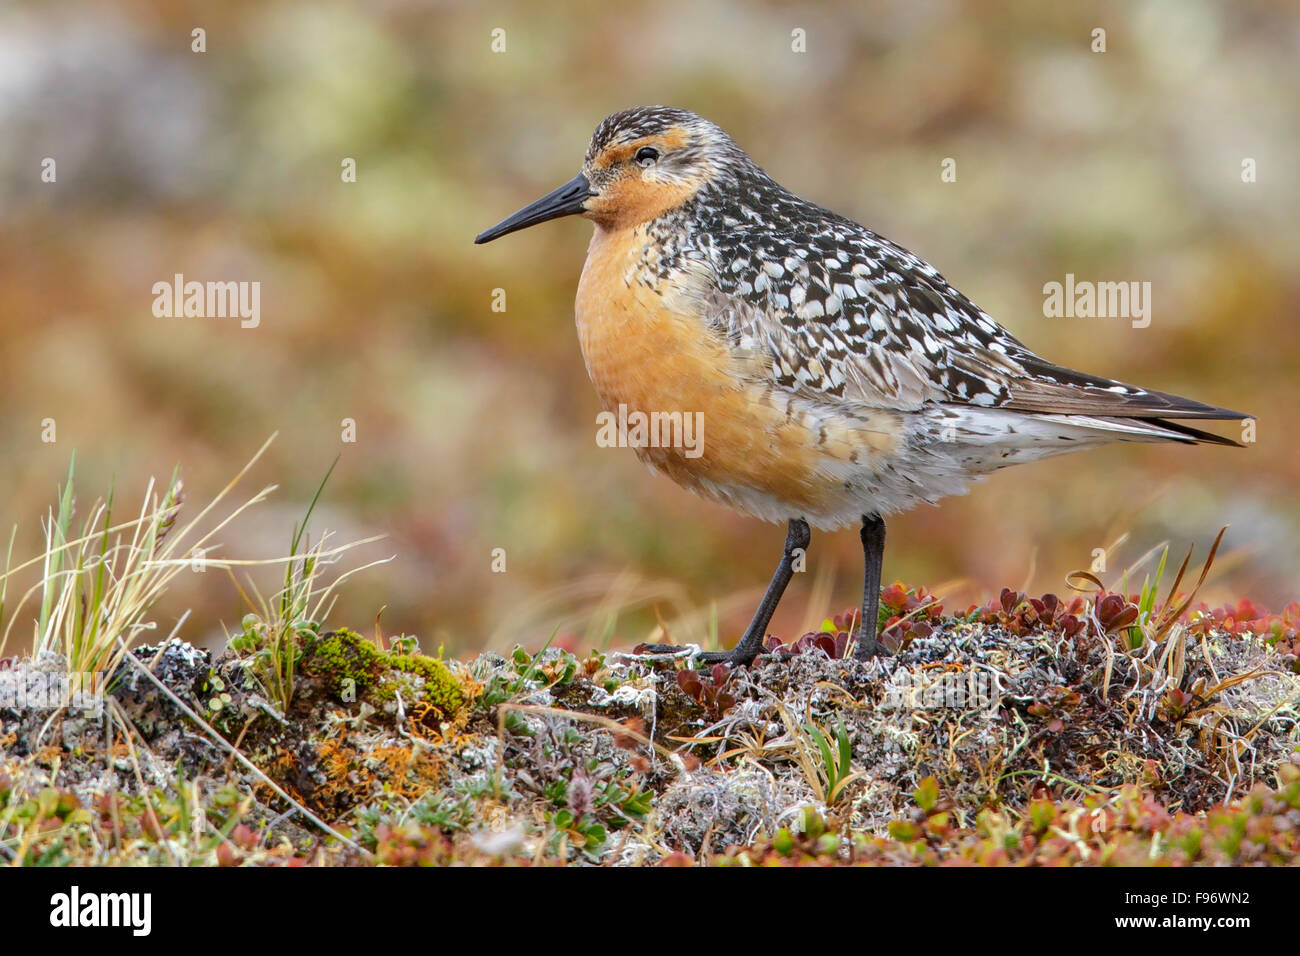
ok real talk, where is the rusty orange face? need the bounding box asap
[475,122,710,244]
[579,126,708,230]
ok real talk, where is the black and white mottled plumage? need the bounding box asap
[593,107,1241,429]
[567,107,1248,528]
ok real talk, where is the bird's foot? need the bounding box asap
[631,640,779,667]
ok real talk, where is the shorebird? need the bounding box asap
[475,106,1247,666]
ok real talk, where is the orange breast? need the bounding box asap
[574,225,900,516]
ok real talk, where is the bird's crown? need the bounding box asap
[578,106,763,228]
[474,106,770,243]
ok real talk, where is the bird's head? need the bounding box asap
[474,106,747,244]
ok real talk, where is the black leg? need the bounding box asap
[698,518,811,665]
[634,520,810,664]
[853,513,886,661]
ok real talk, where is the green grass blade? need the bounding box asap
[38,453,77,649]
[0,523,16,650]
[807,723,834,785]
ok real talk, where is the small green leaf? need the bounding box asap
[888,821,919,842]
[773,828,794,856]
[914,776,940,813]
[836,722,853,776]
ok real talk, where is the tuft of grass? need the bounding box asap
[775,698,865,807]
[228,457,390,713]
[0,441,279,679]
[803,718,863,806]
[1127,544,1169,650]
[0,437,389,721]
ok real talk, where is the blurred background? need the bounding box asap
[0,0,1296,657]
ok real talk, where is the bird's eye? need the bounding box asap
[635,146,660,168]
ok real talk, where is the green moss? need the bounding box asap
[374,653,465,720]
[301,628,467,721]
[304,628,384,698]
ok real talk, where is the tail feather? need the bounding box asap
[1007,356,1252,422]
[927,406,1243,481]
[1033,413,1243,446]
[1131,417,1244,447]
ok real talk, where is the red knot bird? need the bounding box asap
[475,106,1247,665]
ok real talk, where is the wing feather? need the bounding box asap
[693,208,1246,428]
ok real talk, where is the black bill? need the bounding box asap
[474,174,594,244]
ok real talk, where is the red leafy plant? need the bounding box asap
[878,583,943,653]
[969,588,1086,639]
[1190,599,1300,673]
[764,608,858,659]
[1026,685,1083,734]
[1158,687,1198,722]
[1094,592,1140,635]
[676,663,737,720]
[761,585,944,659]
